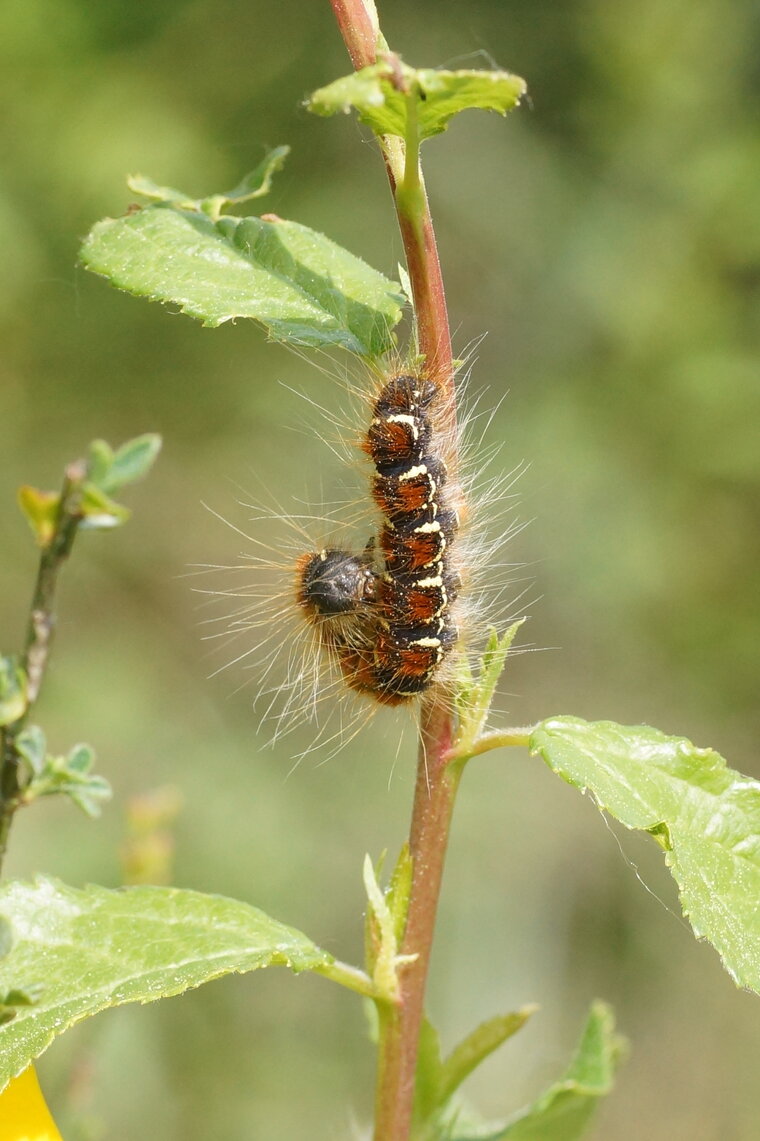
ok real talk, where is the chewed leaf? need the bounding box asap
[216,146,291,205]
[80,203,403,356]
[454,1003,624,1141]
[125,175,198,209]
[0,877,334,1090]
[127,146,290,214]
[308,62,526,141]
[530,717,760,995]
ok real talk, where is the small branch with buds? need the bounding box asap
[0,463,86,870]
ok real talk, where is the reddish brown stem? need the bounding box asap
[329,6,463,1140]
[373,703,462,1139]
[328,0,455,407]
[329,0,377,70]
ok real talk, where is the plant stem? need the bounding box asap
[0,463,85,872]
[458,727,535,762]
[315,958,380,999]
[328,0,378,71]
[328,0,455,406]
[373,704,462,1139]
[330,7,464,1138]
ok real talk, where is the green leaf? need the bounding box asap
[102,434,162,492]
[213,146,291,207]
[79,482,131,529]
[363,853,401,1001]
[453,622,525,760]
[125,175,198,209]
[414,1016,445,1124]
[60,776,112,818]
[454,1003,624,1141]
[80,203,403,357]
[0,877,334,1090]
[14,726,46,777]
[17,485,60,547]
[388,842,413,947]
[18,742,111,817]
[414,1008,536,1137]
[308,63,526,141]
[0,657,27,728]
[127,146,290,217]
[440,1008,537,1106]
[86,439,115,487]
[0,918,12,960]
[530,716,760,995]
[65,743,96,775]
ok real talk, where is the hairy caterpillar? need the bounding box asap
[200,349,528,752]
[294,372,463,705]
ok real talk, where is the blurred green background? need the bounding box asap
[2,0,759,1137]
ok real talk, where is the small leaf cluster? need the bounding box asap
[2,436,160,834]
[80,434,162,529]
[18,433,161,544]
[363,847,414,1003]
[308,61,526,140]
[14,728,110,819]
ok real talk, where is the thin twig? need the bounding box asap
[0,462,85,871]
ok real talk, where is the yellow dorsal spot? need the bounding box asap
[0,1066,63,1141]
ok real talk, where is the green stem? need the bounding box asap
[456,727,534,762]
[315,958,380,999]
[0,462,85,873]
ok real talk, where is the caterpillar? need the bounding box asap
[294,372,462,705]
[202,352,526,751]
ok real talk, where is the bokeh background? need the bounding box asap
[2,0,759,1137]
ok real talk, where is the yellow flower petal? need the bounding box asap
[0,1067,63,1141]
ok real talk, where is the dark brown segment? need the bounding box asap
[333,639,419,706]
[373,374,437,418]
[378,575,446,626]
[375,630,439,678]
[373,469,430,515]
[365,415,428,472]
[380,524,446,573]
[371,454,447,525]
